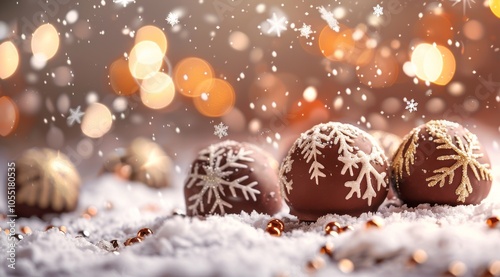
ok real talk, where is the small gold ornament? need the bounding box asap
[324,221,341,236]
[486,216,499,228]
[319,242,334,257]
[137,228,154,238]
[365,217,384,229]
[124,237,143,246]
[267,219,285,231]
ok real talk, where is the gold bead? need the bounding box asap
[86,206,98,217]
[267,219,285,231]
[324,221,341,235]
[340,226,354,233]
[45,225,55,231]
[365,217,384,229]
[338,258,354,273]
[445,261,467,277]
[124,237,142,246]
[319,242,334,257]
[408,249,428,266]
[482,260,500,277]
[306,256,325,272]
[486,216,499,228]
[137,228,154,239]
[21,226,32,235]
[265,226,282,237]
[59,226,67,234]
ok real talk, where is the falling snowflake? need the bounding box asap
[113,0,135,7]
[373,4,384,17]
[297,23,313,39]
[67,106,85,126]
[450,0,476,15]
[166,12,180,26]
[185,141,260,215]
[318,6,340,32]
[214,122,228,139]
[279,122,388,206]
[404,98,418,113]
[266,13,287,37]
[392,120,492,203]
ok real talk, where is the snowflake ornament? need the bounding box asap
[318,6,340,32]
[297,23,313,39]
[266,13,287,37]
[67,106,85,126]
[214,122,228,139]
[113,0,135,7]
[373,4,384,17]
[404,98,418,113]
[166,12,180,26]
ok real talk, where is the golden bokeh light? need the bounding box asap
[411,43,442,83]
[193,78,235,117]
[0,41,19,79]
[0,96,19,137]
[228,31,250,51]
[81,103,113,139]
[319,25,353,61]
[140,72,175,110]
[110,57,139,95]
[357,51,399,88]
[128,40,164,80]
[490,0,500,18]
[31,23,60,61]
[434,45,456,86]
[174,57,214,97]
[135,25,168,55]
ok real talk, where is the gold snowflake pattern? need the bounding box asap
[392,127,420,181]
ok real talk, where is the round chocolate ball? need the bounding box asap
[392,120,493,206]
[184,140,282,216]
[279,122,390,221]
[14,148,81,218]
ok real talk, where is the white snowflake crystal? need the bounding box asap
[67,106,85,126]
[266,13,287,37]
[450,0,476,15]
[297,23,313,39]
[214,122,228,139]
[186,141,260,215]
[113,0,135,7]
[404,98,418,113]
[318,6,340,32]
[279,122,388,206]
[373,4,384,17]
[166,12,180,26]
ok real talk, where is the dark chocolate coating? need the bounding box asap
[184,141,282,216]
[280,122,389,221]
[392,120,493,207]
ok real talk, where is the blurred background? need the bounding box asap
[0,0,499,181]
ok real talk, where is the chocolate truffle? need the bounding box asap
[279,122,390,221]
[392,120,493,206]
[14,148,81,218]
[102,138,173,188]
[184,140,282,216]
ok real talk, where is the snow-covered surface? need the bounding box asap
[1,172,500,277]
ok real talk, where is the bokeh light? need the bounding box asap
[193,78,235,117]
[135,25,168,55]
[490,0,500,18]
[81,103,113,138]
[411,43,455,85]
[228,31,250,51]
[434,45,456,86]
[128,40,164,80]
[31,23,60,61]
[174,57,214,97]
[0,41,19,79]
[110,57,139,95]
[0,96,19,137]
[140,72,175,110]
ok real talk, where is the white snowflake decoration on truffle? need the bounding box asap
[318,6,340,32]
[297,23,313,39]
[113,0,135,7]
[279,123,388,206]
[214,122,228,139]
[405,98,418,113]
[373,4,384,17]
[166,12,180,26]
[266,13,287,37]
[186,142,260,215]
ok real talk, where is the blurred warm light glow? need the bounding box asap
[228,31,250,51]
[128,41,164,80]
[463,20,484,41]
[31,23,60,61]
[0,41,19,79]
[81,103,113,138]
[174,57,214,97]
[110,57,139,95]
[357,51,399,88]
[193,78,235,117]
[303,86,318,102]
[0,96,19,137]
[140,72,175,110]
[434,45,456,86]
[413,14,453,45]
[410,43,455,85]
[135,25,168,55]
[53,66,74,87]
[319,25,373,66]
[491,0,500,18]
